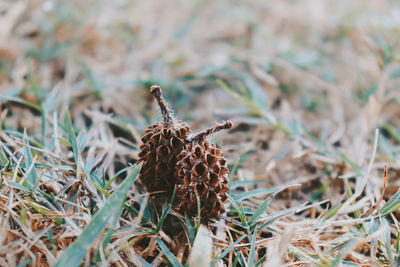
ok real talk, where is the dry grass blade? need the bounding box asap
[1,0,400,266]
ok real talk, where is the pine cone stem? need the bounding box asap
[150,85,174,125]
[190,121,232,142]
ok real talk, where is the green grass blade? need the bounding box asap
[23,138,39,191]
[232,251,240,267]
[313,201,344,229]
[195,190,201,233]
[53,164,141,267]
[41,111,46,147]
[230,179,267,188]
[256,254,266,267]
[27,66,41,105]
[10,182,30,192]
[311,181,331,202]
[381,218,394,264]
[331,239,357,267]
[248,226,258,266]
[105,165,131,189]
[65,110,79,165]
[101,200,124,250]
[0,96,42,112]
[157,238,182,267]
[248,198,271,226]
[234,188,275,201]
[185,217,193,241]
[0,145,9,166]
[4,130,43,148]
[344,180,361,219]
[383,124,400,144]
[138,256,153,267]
[380,189,400,216]
[211,235,246,266]
[233,184,300,202]
[241,73,268,112]
[155,204,171,233]
[227,194,248,227]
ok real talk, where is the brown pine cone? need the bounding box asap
[138,86,191,199]
[176,121,232,221]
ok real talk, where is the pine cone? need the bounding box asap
[138,86,191,199]
[176,121,232,221]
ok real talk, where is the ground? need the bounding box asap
[0,0,399,266]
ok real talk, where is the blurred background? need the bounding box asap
[1,0,400,203]
[1,1,400,265]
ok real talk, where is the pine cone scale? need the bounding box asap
[138,86,191,200]
[176,137,231,221]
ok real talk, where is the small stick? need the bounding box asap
[190,121,232,142]
[150,85,174,125]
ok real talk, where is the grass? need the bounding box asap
[1,0,400,266]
